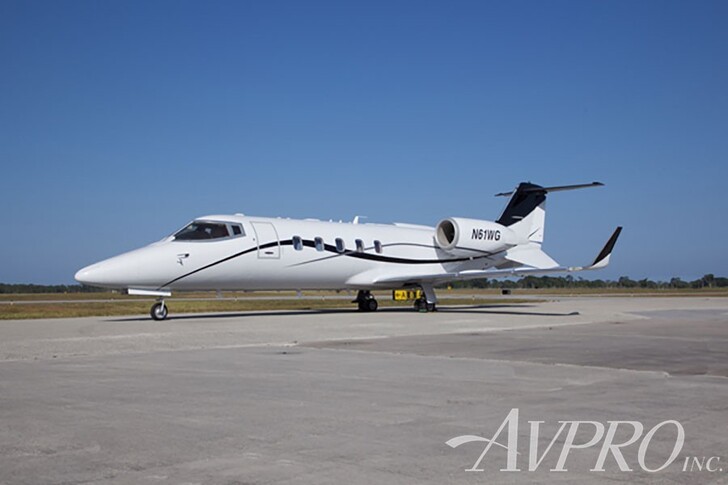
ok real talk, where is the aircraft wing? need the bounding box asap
[372,227,622,286]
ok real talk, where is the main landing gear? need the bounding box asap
[354,290,379,312]
[414,284,438,312]
[353,287,438,313]
[414,298,437,312]
[150,299,168,321]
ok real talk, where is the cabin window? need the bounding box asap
[335,238,345,253]
[315,237,324,252]
[292,236,303,251]
[374,240,383,254]
[174,221,231,241]
[355,239,364,253]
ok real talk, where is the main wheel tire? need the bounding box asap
[366,298,378,312]
[414,299,425,311]
[426,302,437,312]
[150,302,168,321]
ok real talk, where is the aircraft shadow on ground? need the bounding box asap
[106,304,578,322]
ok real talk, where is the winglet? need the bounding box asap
[589,227,622,269]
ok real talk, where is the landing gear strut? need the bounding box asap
[150,299,168,321]
[413,284,438,312]
[354,290,378,312]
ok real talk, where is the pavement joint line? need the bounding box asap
[294,334,391,344]
[294,345,678,378]
[0,341,300,364]
[622,312,652,320]
[444,321,728,343]
[444,318,640,335]
[23,333,182,343]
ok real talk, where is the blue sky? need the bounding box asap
[1,0,727,284]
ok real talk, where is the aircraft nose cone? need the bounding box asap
[75,264,103,286]
[74,246,172,289]
[75,260,124,287]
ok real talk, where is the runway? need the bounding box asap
[1,297,727,484]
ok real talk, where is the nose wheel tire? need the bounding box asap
[150,302,168,321]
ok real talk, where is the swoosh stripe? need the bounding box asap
[158,239,491,289]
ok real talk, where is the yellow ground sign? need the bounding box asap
[392,289,422,301]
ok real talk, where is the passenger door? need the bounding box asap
[250,222,280,259]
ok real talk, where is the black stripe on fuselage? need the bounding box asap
[289,241,492,267]
[157,242,274,289]
[157,238,492,289]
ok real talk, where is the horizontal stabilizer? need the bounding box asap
[495,181,603,197]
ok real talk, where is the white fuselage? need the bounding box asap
[75,214,516,292]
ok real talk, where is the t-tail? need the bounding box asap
[496,181,604,244]
[495,181,606,270]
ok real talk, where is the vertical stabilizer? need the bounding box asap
[496,182,547,244]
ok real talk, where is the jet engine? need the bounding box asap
[435,217,517,256]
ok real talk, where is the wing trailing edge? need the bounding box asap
[504,244,559,269]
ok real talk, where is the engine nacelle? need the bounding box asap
[435,217,517,256]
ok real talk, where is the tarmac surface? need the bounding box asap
[0,297,727,484]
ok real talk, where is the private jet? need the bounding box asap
[75,182,621,320]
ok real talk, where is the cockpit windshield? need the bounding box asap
[173,221,244,241]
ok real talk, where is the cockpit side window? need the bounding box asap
[230,223,245,237]
[173,221,244,241]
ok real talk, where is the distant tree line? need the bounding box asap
[444,274,728,290]
[0,274,726,294]
[0,284,106,294]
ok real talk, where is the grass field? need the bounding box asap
[0,287,725,320]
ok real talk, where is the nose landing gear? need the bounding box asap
[150,300,168,321]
